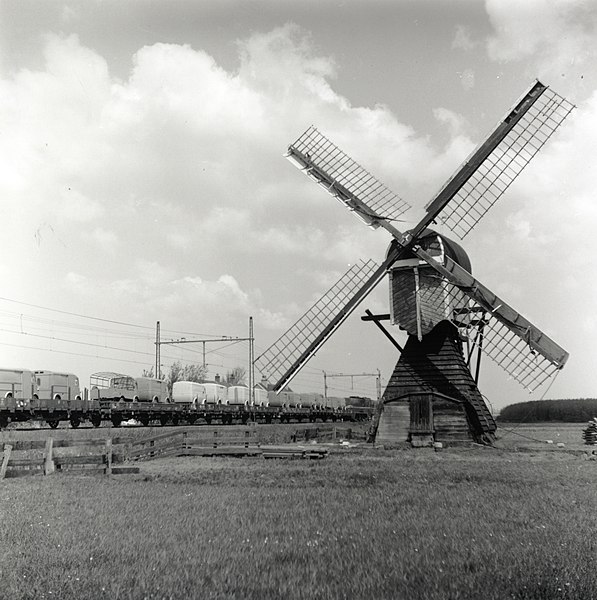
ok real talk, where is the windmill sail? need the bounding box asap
[286,126,411,228]
[413,246,568,390]
[415,81,574,240]
[255,257,395,392]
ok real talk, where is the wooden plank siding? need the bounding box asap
[378,321,496,445]
[376,403,410,445]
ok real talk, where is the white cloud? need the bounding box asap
[1,20,592,402]
[485,0,597,92]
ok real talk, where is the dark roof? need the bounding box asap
[386,228,472,274]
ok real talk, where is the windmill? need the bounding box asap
[255,80,574,446]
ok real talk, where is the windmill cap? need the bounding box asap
[387,228,472,273]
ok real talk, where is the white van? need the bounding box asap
[253,387,269,407]
[227,385,250,406]
[0,368,36,407]
[300,393,324,409]
[135,377,169,403]
[35,371,81,402]
[201,383,228,405]
[172,381,206,404]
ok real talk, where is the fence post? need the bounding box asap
[44,438,55,475]
[105,439,112,475]
[0,444,12,480]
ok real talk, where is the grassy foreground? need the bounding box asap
[1,434,597,599]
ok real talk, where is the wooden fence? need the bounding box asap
[0,425,356,479]
[291,425,367,443]
[0,437,138,479]
[124,428,329,461]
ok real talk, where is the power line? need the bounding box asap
[0,296,247,338]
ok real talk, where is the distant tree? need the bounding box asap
[499,398,597,423]
[182,363,207,383]
[164,362,207,395]
[142,366,155,378]
[225,366,246,386]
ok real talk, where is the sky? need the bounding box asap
[0,0,596,409]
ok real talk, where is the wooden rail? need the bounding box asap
[0,437,137,479]
[291,426,366,443]
[0,426,349,478]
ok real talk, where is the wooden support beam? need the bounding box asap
[105,439,112,475]
[44,438,54,475]
[362,309,404,352]
[361,313,391,322]
[0,444,12,480]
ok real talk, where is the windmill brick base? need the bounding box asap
[374,321,497,446]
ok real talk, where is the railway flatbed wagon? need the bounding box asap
[0,396,102,429]
[343,406,374,422]
[0,396,374,430]
[98,400,189,427]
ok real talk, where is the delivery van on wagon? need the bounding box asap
[35,371,81,405]
[135,377,169,403]
[0,368,36,409]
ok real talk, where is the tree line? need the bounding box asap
[498,398,597,423]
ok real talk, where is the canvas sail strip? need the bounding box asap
[286,126,411,228]
[413,248,568,391]
[429,85,574,239]
[255,259,383,390]
[453,297,563,391]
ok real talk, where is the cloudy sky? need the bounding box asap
[0,0,596,408]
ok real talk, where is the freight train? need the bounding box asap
[0,368,373,429]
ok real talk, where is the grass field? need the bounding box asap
[1,422,596,600]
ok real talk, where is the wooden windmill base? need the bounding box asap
[374,321,496,447]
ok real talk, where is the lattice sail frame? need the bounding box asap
[417,269,562,391]
[259,81,573,392]
[286,126,411,227]
[430,85,575,239]
[255,259,381,386]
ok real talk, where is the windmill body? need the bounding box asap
[388,230,471,340]
[255,80,574,447]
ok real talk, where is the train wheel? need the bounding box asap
[159,416,169,427]
[139,415,150,427]
[91,415,102,428]
[187,415,197,425]
[171,416,179,426]
[111,416,122,428]
[0,415,8,429]
[48,420,59,429]
[69,417,81,429]
[205,415,212,425]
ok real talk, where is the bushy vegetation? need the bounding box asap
[499,398,597,423]
[2,440,597,600]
